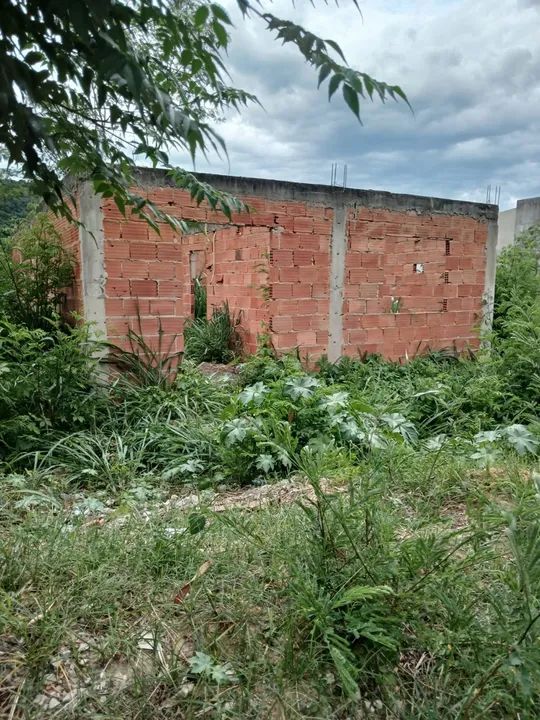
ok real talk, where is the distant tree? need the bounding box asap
[0,0,408,229]
[0,171,36,240]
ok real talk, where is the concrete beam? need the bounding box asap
[133,168,498,221]
[78,182,107,339]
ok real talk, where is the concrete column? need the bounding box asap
[516,197,540,236]
[78,182,107,339]
[481,219,498,342]
[328,202,347,362]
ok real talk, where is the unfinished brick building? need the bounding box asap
[59,170,498,361]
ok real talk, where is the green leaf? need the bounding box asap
[239,381,268,406]
[188,651,214,675]
[211,4,232,24]
[194,5,210,27]
[325,38,347,62]
[332,585,393,609]
[212,19,228,47]
[504,424,538,455]
[328,73,342,100]
[328,644,358,698]
[24,51,44,65]
[255,454,274,473]
[318,64,332,88]
[284,376,320,401]
[188,513,207,535]
[342,84,360,119]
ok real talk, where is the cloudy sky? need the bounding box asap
[174,0,540,210]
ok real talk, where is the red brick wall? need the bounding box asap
[103,204,208,352]
[343,208,486,360]
[268,207,333,355]
[66,175,494,361]
[208,225,271,353]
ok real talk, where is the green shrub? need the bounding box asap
[0,213,75,329]
[184,301,242,364]
[494,224,540,336]
[496,298,540,418]
[0,320,104,456]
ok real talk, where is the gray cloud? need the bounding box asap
[172,0,540,209]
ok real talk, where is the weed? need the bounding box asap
[184,302,242,364]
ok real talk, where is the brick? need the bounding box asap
[158,280,183,296]
[121,261,149,279]
[274,215,296,232]
[122,223,149,241]
[150,299,175,315]
[105,298,124,316]
[361,315,383,328]
[399,327,421,342]
[157,316,183,334]
[293,216,314,233]
[292,315,313,331]
[284,201,307,216]
[279,267,301,283]
[395,313,412,327]
[346,299,367,314]
[106,240,130,259]
[297,330,317,345]
[293,250,314,266]
[313,219,332,234]
[311,315,328,331]
[107,279,130,297]
[297,234,324,250]
[411,312,428,326]
[271,249,293,266]
[355,208,375,221]
[149,263,176,280]
[272,283,293,299]
[157,243,181,261]
[130,243,156,260]
[382,327,400,342]
[312,283,329,298]
[107,318,130,336]
[365,299,385,314]
[273,332,298,349]
[292,283,313,298]
[271,316,293,332]
[130,279,158,297]
[358,284,380,299]
[295,268,322,285]
[106,259,124,278]
[347,328,368,344]
[123,298,150,315]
